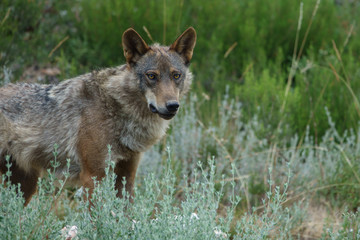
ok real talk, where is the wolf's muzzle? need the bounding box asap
[149,101,180,120]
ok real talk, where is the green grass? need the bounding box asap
[2,94,359,239]
[1,0,360,138]
[1,0,360,239]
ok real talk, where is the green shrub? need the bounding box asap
[1,0,360,138]
[1,94,359,238]
[1,1,360,238]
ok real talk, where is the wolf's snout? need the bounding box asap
[148,101,178,120]
[166,101,180,113]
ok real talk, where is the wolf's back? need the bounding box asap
[0,80,87,171]
[0,83,56,123]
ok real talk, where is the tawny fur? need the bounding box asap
[0,27,196,205]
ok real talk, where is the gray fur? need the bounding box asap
[0,27,196,203]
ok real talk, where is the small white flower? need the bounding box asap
[111,210,116,217]
[174,215,183,221]
[61,225,78,240]
[75,187,84,198]
[214,228,227,238]
[131,219,138,230]
[190,212,199,220]
[68,226,78,237]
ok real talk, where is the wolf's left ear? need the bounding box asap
[122,28,150,65]
[170,27,196,65]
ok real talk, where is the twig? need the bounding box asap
[343,21,355,49]
[296,0,321,61]
[176,0,184,34]
[224,42,238,59]
[163,0,166,44]
[1,8,11,26]
[279,1,321,135]
[336,144,360,184]
[253,183,359,212]
[48,36,69,58]
[143,26,154,42]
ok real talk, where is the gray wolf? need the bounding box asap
[0,27,196,205]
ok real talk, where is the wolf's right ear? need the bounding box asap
[170,27,196,65]
[122,28,149,66]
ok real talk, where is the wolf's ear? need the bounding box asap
[122,28,149,65]
[170,27,196,65]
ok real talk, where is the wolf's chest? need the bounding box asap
[116,117,169,152]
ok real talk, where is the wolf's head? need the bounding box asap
[122,27,196,120]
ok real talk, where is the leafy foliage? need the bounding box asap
[1,0,360,238]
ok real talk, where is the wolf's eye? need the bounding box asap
[147,73,156,80]
[173,73,181,79]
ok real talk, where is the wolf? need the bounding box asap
[0,27,196,205]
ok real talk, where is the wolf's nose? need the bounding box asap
[166,101,180,112]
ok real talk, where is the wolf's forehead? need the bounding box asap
[137,45,185,71]
[150,45,171,57]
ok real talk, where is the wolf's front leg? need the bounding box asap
[79,164,108,209]
[77,132,108,208]
[114,153,140,201]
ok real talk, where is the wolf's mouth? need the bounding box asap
[149,104,176,120]
[158,113,176,120]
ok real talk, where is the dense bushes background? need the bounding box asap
[1,0,360,238]
[1,0,360,138]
